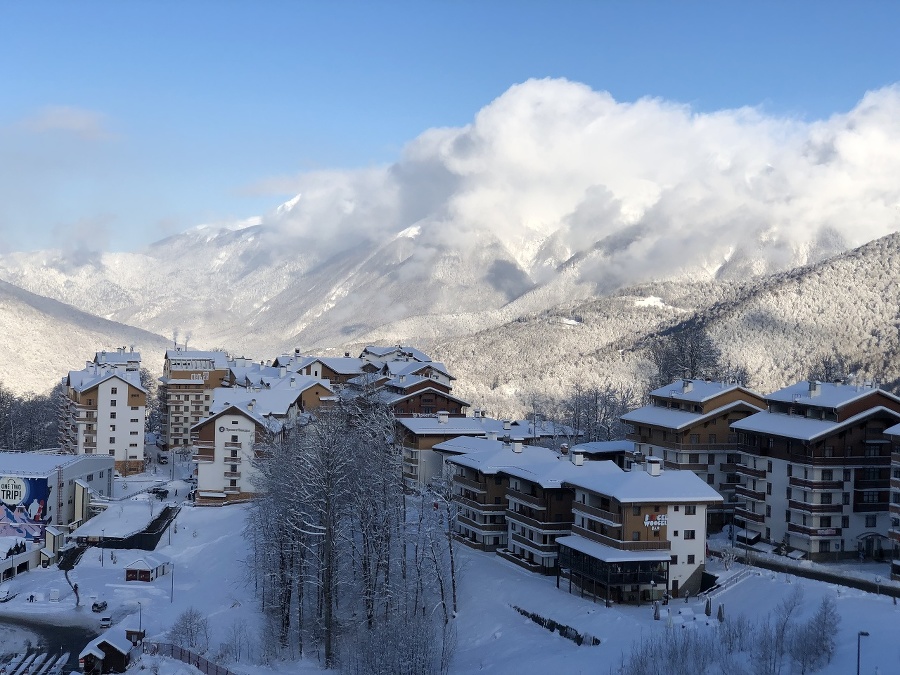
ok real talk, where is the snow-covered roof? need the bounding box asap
[382,387,471,409]
[556,534,672,563]
[564,463,724,504]
[0,451,106,477]
[95,349,141,365]
[570,440,635,455]
[73,499,158,539]
[165,349,229,368]
[361,345,433,362]
[126,553,170,570]
[885,422,900,438]
[311,357,365,374]
[193,402,284,434]
[433,436,502,455]
[730,406,900,442]
[79,627,134,659]
[621,400,764,431]
[66,367,145,395]
[649,379,760,404]
[766,381,900,409]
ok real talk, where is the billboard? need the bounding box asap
[0,475,52,539]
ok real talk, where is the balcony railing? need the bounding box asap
[454,475,486,494]
[224,441,242,449]
[571,502,623,526]
[507,488,546,509]
[735,465,766,479]
[192,453,214,463]
[735,507,765,524]
[223,486,241,494]
[787,523,842,538]
[224,455,242,464]
[627,434,740,452]
[735,485,766,502]
[570,525,671,551]
[505,509,571,532]
[788,499,842,514]
[223,471,241,479]
[510,532,559,554]
[457,514,506,533]
[456,496,505,513]
[788,477,844,490]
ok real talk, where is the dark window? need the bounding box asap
[687,554,695,564]
[685,505,696,515]
[684,530,696,540]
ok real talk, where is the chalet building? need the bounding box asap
[159,349,230,450]
[560,456,722,603]
[60,349,147,476]
[730,381,900,561]
[190,400,284,506]
[622,379,765,520]
[124,553,171,582]
[442,442,582,573]
[885,422,900,580]
[400,413,570,491]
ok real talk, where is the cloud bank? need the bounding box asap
[260,78,900,288]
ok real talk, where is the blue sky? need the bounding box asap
[2,1,899,252]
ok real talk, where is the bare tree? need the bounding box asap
[167,607,210,653]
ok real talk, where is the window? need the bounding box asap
[86,474,94,481]
[684,530,696,540]
[689,453,700,464]
[708,434,717,445]
[842,493,850,505]
[683,505,696,516]
[842,516,849,528]
[632,506,641,516]
[130,431,138,435]
[819,541,831,553]
[862,491,879,504]
[110,412,116,419]
[690,434,700,445]
[766,505,771,517]
[821,493,832,504]
[822,469,833,481]
[843,469,851,482]
[632,531,641,541]
[787,464,792,477]
[110,400,116,407]
[111,387,117,394]
[865,515,877,528]
[109,425,116,432]
[767,461,772,472]
[767,483,772,495]
[687,554,695,564]
[820,516,832,528]
[109,437,115,444]
[231,435,239,443]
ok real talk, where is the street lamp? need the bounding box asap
[101,529,105,568]
[137,600,142,631]
[857,630,869,675]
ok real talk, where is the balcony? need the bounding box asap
[224,441,242,449]
[223,486,241,494]
[456,495,505,513]
[665,461,709,472]
[510,532,559,554]
[507,487,546,509]
[735,507,765,524]
[454,475,486,494]
[788,499,842,514]
[223,471,241,479]
[627,434,740,452]
[224,455,242,464]
[505,509,571,532]
[571,502,623,526]
[735,465,766,479]
[457,514,506,533]
[719,462,740,473]
[787,523,842,538]
[402,453,419,465]
[853,479,888,490]
[734,485,766,502]
[193,441,214,451]
[788,477,844,490]
[570,525,671,551]
[853,502,889,513]
[193,452,214,464]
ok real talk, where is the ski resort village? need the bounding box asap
[0,344,898,674]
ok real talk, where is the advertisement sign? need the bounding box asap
[0,475,52,539]
[644,514,668,531]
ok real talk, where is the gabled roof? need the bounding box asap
[730,405,900,442]
[885,422,900,438]
[165,349,229,368]
[126,553,170,570]
[622,400,764,431]
[649,379,762,404]
[382,387,470,409]
[557,534,672,563]
[563,462,724,504]
[192,402,283,434]
[766,381,900,409]
[80,627,134,659]
[0,451,110,477]
[66,368,145,395]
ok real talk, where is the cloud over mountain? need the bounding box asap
[261,78,900,286]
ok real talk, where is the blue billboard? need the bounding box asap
[0,475,52,539]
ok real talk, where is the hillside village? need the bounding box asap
[1,343,899,673]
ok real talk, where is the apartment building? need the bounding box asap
[884,422,900,580]
[159,349,230,450]
[730,381,900,561]
[622,379,765,521]
[560,456,722,602]
[60,349,147,476]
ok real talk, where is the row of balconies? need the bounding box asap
[570,524,672,551]
[572,502,623,526]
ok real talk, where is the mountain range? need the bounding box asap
[0,213,897,409]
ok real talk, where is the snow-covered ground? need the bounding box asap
[0,491,898,674]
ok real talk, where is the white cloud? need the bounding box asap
[21,105,116,141]
[258,78,900,287]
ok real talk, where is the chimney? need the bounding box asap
[560,443,569,455]
[646,457,662,476]
[571,452,584,466]
[117,346,125,354]
[438,411,448,424]
[473,409,481,419]
[512,442,523,453]
[344,351,350,358]
[290,376,296,388]
[399,374,406,382]
[487,431,498,441]
[503,420,511,431]
[279,366,286,378]
[682,379,693,393]
[248,399,256,411]
[266,360,272,367]
[808,380,821,396]
[295,348,300,355]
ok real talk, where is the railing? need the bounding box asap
[734,485,766,502]
[788,477,844,490]
[506,487,546,509]
[457,514,506,533]
[505,509,571,532]
[570,525,671,551]
[143,642,237,675]
[788,499,842,514]
[456,495,505,512]
[787,523,842,538]
[735,465,766,479]
[223,486,241,494]
[192,453,214,463]
[571,501,623,525]
[225,455,242,464]
[664,461,709,471]
[627,434,741,452]
[853,479,888,490]
[719,462,740,473]
[224,441,241,449]
[453,475,486,493]
[223,471,241,479]
[511,532,558,554]
[734,507,764,523]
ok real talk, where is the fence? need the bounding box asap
[143,641,237,675]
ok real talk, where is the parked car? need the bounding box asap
[92,600,108,613]
[100,616,112,628]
